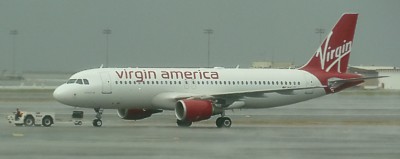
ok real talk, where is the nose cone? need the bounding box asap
[53,85,74,106]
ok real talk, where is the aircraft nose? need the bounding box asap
[53,85,73,105]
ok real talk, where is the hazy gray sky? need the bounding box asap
[0,0,399,72]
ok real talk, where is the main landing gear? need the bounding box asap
[216,116,232,128]
[92,108,103,127]
[216,111,232,128]
[176,112,232,128]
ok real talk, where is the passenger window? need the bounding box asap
[83,79,89,85]
[76,79,83,84]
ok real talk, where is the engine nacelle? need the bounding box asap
[175,100,215,122]
[117,109,163,120]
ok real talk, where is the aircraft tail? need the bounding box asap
[300,13,358,73]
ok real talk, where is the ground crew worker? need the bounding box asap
[15,108,22,120]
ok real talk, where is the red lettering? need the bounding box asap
[211,72,219,79]
[116,71,124,79]
[203,72,210,79]
[161,71,169,79]
[184,71,193,79]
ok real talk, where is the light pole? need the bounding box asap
[315,28,325,44]
[204,29,213,68]
[10,29,18,74]
[103,28,112,67]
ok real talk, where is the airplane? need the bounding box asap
[53,13,379,128]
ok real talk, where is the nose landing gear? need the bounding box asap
[93,108,103,127]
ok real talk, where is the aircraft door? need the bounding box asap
[100,72,112,94]
[304,73,314,94]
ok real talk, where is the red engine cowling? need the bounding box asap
[117,109,163,120]
[175,100,213,122]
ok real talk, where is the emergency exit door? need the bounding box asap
[100,72,112,94]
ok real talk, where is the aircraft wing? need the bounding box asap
[328,76,388,90]
[206,86,326,98]
[329,76,388,83]
[152,85,326,110]
[173,85,327,100]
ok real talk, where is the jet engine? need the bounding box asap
[117,109,163,120]
[175,99,218,122]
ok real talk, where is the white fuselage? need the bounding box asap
[53,67,326,110]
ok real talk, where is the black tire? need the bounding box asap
[221,117,232,128]
[24,116,35,127]
[92,119,102,127]
[216,117,224,128]
[42,116,53,127]
[177,119,192,127]
[216,117,232,128]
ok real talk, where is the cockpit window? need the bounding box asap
[76,79,83,84]
[67,79,77,84]
[83,79,89,85]
[66,79,89,85]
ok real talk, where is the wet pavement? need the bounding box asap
[1,91,400,159]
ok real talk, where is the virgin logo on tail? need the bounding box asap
[300,13,358,74]
[315,31,352,73]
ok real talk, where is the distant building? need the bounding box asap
[252,61,295,69]
[348,66,400,90]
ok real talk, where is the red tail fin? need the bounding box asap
[300,13,358,73]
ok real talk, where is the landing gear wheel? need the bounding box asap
[177,119,192,127]
[92,119,102,127]
[24,116,35,127]
[216,117,232,128]
[93,108,103,127]
[42,116,53,127]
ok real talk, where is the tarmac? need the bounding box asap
[1,90,400,159]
